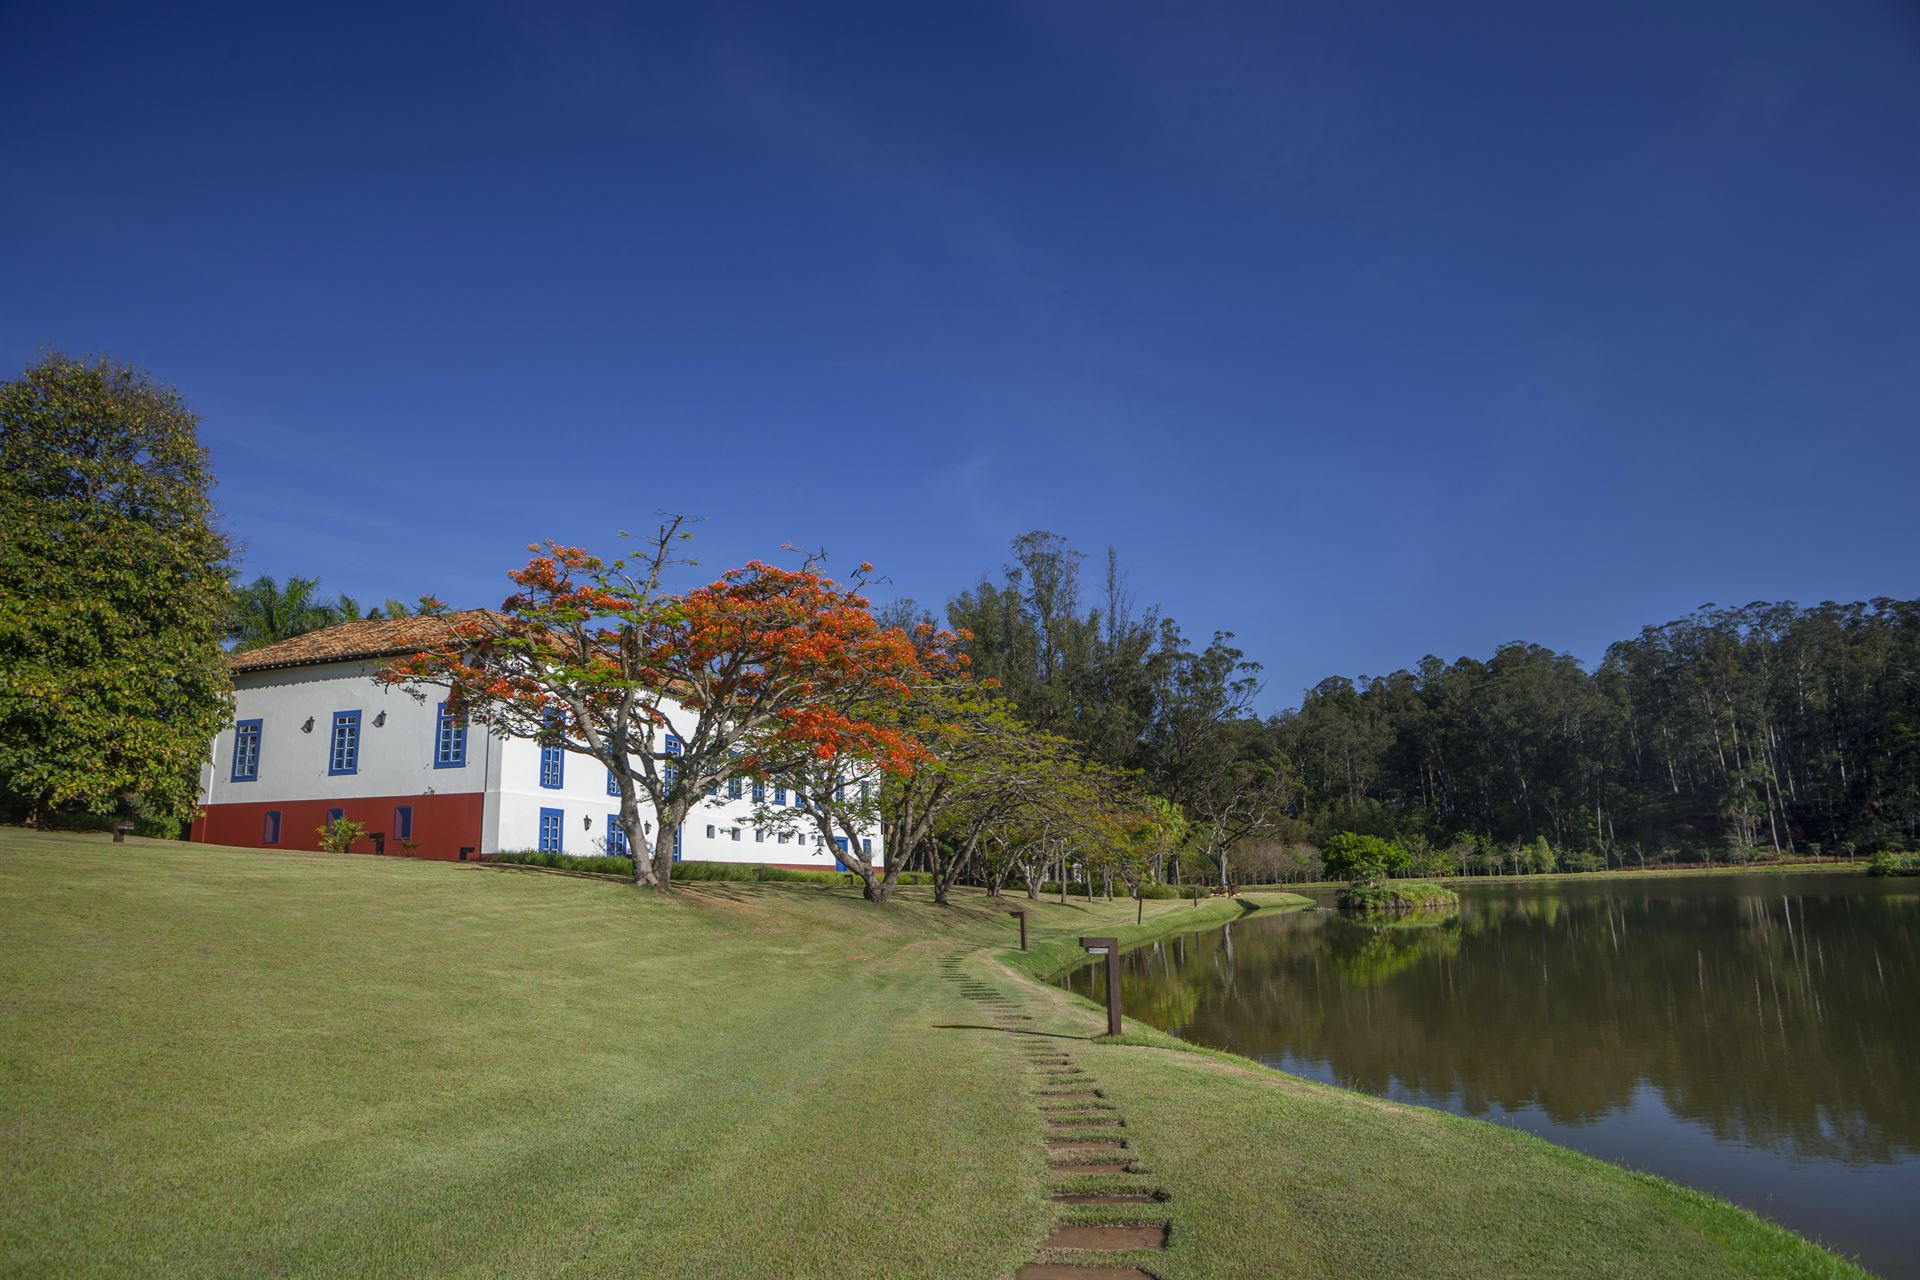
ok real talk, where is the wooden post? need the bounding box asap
[1079,936,1123,1037]
[1008,908,1028,950]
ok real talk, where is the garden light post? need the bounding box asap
[1080,936,1123,1037]
[1008,908,1028,950]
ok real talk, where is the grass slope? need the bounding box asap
[0,831,1866,1278]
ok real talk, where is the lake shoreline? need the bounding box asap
[1060,869,1914,1279]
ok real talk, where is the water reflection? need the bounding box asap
[1061,874,1920,1274]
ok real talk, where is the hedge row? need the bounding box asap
[486,851,932,886]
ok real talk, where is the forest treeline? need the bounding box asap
[929,533,1920,871]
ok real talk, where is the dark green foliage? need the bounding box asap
[1335,880,1460,913]
[1321,832,1410,884]
[487,851,934,886]
[1273,602,1920,860]
[1866,851,1920,877]
[0,355,233,826]
[1035,880,1188,899]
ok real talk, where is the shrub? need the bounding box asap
[490,850,634,876]
[316,817,367,854]
[1337,880,1460,913]
[1867,851,1920,877]
[1321,832,1410,884]
[1035,881,1186,899]
[1560,848,1605,873]
[484,853,933,887]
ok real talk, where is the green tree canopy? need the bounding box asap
[1321,832,1410,885]
[0,354,233,825]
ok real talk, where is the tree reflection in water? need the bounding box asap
[1060,875,1919,1165]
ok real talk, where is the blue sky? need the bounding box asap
[5,1,1917,709]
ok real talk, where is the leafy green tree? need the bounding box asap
[1321,832,1410,885]
[0,354,233,826]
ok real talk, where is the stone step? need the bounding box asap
[1046,1139,1126,1152]
[1049,1162,1132,1175]
[1015,1266,1155,1279]
[1041,1224,1169,1251]
[1049,1192,1159,1205]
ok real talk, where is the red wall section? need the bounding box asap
[192,793,485,861]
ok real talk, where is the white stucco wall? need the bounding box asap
[201,661,493,807]
[205,661,881,865]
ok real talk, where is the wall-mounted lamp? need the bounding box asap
[301,717,315,734]
[373,711,387,727]
[583,814,592,831]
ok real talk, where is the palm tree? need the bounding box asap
[334,595,417,622]
[229,575,338,650]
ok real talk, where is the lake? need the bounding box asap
[1060,872,1920,1278]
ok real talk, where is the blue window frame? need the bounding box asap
[663,734,683,756]
[835,778,846,802]
[863,837,873,857]
[607,767,620,796]
[325,807,344,825]
[538,807,564,853]
[606,815,629,857]
[751,780,765,803]
[328,710,361,776]
[394,805,413,840]
[664,762,680,795]
[773,784,787,806]
[833,835,849,872]
[434,702,467,768]
[672,824,683,862]
[263,811,281,844]
[727,777,742,800]
[230,719,262,782]
[539,740,564,789]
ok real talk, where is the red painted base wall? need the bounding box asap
[191,794,485,861]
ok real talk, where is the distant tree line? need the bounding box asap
[1280,601,1920,862]
[925,532,1919,872]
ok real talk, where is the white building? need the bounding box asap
[192,615,882,869]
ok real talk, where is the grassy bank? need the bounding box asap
[0,830,1866,1278]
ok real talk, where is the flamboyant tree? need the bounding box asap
[380,521,939,888]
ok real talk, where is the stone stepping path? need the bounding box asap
[1014,1009,1169,1277]
[936,947,1170,1277]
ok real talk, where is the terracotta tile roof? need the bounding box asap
[229,610,502,673]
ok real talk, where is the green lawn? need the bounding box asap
[0,831,1867,1278]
